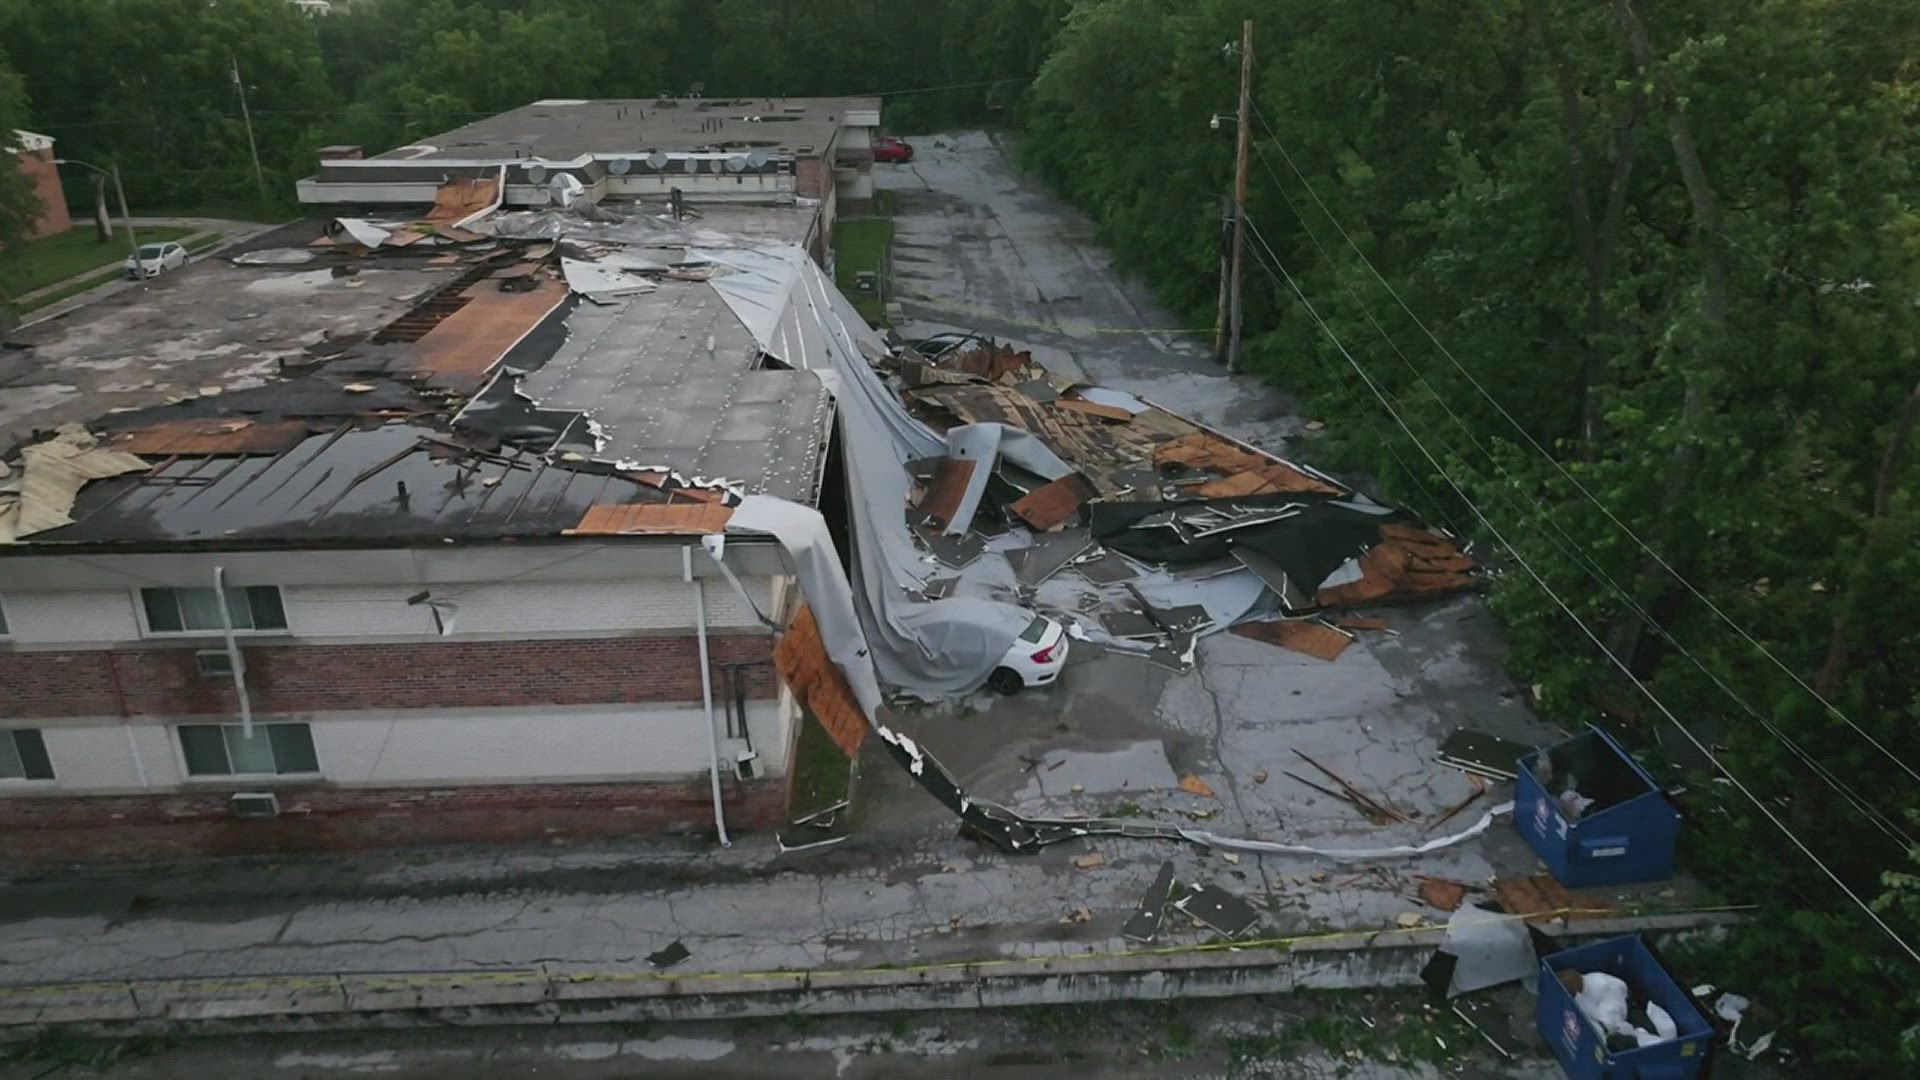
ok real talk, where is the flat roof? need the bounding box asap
[1,215,834,550]
[373,97,882,163]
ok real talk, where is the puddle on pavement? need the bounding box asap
[1013,739,1178,805]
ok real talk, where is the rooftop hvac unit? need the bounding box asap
[230,792,280,819]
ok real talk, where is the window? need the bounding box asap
[177,723,318,777]
[141,586,287,634]
[0,729,54,781]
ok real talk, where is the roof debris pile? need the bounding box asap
[879,332,1479,665]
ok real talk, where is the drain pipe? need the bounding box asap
[686,546,731,847]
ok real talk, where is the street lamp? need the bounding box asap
[51,158,140,265]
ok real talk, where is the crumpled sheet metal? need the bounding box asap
[941,422,1071,536]
[711,249,1039,696]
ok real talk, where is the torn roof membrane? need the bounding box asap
[2,204,845,549]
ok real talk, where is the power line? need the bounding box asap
[1240,142,1917,850]
[1238,213,1920,965]
[1248,101,1920,784]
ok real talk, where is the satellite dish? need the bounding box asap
[646,152,669,170]
[549,173,586,209]
[608,157,632,175]
[746,150,771,170]
[525,163,548,184]
[726,156,748,173]
[682,157,698,172]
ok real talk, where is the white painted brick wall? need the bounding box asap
[0,575,777,645]
[3,699,789,795]
[0,590,141,644]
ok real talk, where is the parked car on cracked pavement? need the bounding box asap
[125,242,188,279]
[988,614,1069,693]
[873,135,915,163]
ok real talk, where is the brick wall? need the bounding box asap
[795,157,830,200]
[0,777,787,863]
[16,147,71,239]
[0,633,777,719]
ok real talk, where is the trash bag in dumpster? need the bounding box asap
[1537,934,1712,1080]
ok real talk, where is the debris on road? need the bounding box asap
[1491,873,1614,922]
[647,940,691,968]
[1231,617,1355,661]
[1424,773,1489,833]
[1072,852,1108,870]
[1178,773,1217,798]
[1121,861,1178,943]
[1417,876,1469,912]
[1436,729,1529,781]
[1291,749,1410,824]
[1173,883,1260,938]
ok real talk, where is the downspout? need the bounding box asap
[211,566,254,738]
[686,546,731,847]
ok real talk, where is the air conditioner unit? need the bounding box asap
[733,747,761,782]
[230,792,280,819]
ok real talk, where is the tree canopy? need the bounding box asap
[1026,0,1920,1068]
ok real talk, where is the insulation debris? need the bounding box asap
[0,425,150,542]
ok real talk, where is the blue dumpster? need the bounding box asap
[1537,935,1712,1080]
[1515,727,1678,888]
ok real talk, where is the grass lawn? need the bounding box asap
[834,216,895,326]
[785,710,856,822]
[0,226,193,298]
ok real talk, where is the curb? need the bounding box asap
[0,910,1737,1039]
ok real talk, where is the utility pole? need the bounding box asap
[231,56,269,205]
[1225,20,1254,373]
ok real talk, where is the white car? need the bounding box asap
[987,614,1069,693]
[125,242,188,279]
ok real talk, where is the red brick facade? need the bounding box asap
[0,633,778,720]
[0,777,786,863]
[15,143,71,240]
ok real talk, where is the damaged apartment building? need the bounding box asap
[296,96,884,265]
[0,97,1480,864]
[0,99,890,861]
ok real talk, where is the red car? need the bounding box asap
[872,135,915,163]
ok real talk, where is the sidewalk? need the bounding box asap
[0,819,1736,1032]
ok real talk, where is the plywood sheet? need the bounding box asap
[913,457,976,531]
[1008,472,1092,532]
[108,419,310,456]
[410,279,568,391]
[772,605,867,757]
[565,502,733,535]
